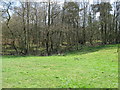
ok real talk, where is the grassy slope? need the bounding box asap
[2,44,118,88]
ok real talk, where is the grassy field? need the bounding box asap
[2,44,118,88]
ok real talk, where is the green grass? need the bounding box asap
[2,44,118,88]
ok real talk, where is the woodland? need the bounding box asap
[1,0,120,56]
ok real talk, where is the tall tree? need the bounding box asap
[92,2,112,44]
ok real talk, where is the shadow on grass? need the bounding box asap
[65,44,118,55]
[2,44,118,58]
[2,55,31,59]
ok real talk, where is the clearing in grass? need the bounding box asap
[2,44,118,88]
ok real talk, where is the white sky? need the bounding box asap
[0,0,118,10]
[0,5,3,9]
[0,0,117,3]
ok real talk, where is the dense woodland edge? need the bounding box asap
[1,0,120,56]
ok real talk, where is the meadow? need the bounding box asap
[2,44,118,88]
